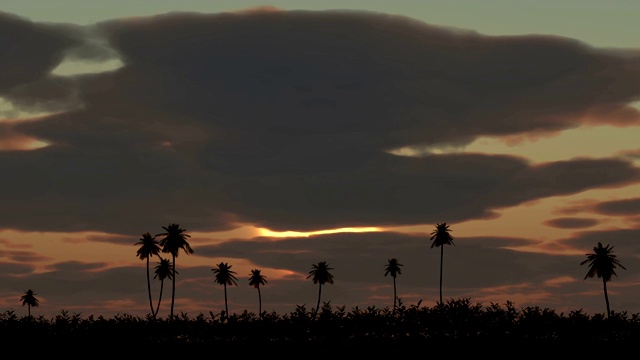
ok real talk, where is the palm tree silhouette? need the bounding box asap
[430,222,455,305]
[153,257,174,319]
[580,242,627,318]
[384,258,403,312]
[248,269,268,317]
[135,232,161,318]
[212,262,238,319]
[156,223,193,320]
[307,261,334,318]
[20,289,39,318]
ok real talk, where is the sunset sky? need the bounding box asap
[1,0,639,319]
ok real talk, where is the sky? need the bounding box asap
[1,0,640,319]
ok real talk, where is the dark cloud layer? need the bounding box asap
[1,9,639,235]
[0,12,91,113]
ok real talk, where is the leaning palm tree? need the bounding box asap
[20,289,39,318]
[248,269,268,317]
[307,261,334,318]
[153,257,174,319]
[384,258,403,311]
[580,242,627,318]
[212,262,238,318]
[135,232,161,318]
[156,223,193,320]
[430,222,455,305]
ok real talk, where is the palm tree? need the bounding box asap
[212,262,238,318]
[156,223,193,320]
[135,232,161,318]
[153,257,174,319]
[384,258,403,311]
[307,261,334,318]
[580,242,627,318]
[430,222,455,305]
[20,289,39,318]
[248,269,268,317]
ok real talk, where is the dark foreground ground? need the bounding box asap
[5,299,639,357]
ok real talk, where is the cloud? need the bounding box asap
[0,12,91,114]
[592,198,640,216]
[0,10,638,235]
[0,249,51,263]
[46,260,108,272]
[544,217,600,229]
[617,149,640,161]
[560,228,640,257]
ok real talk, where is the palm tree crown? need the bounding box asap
[212,262,238,318]
[580,242,627,318]
[307,261,334,317]
[135,232,161,260]
[157,223,193,258]
[20,289,39,318]
[156,223,193,320]
[430,222,455,248]
[384,258,403,311]
[135,232,161,318]
[430,222,455,305]
[153,257,174,319]
[248,269,268,316]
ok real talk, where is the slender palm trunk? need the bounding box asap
[224,283,229,318]
[439,246,444,304]
[315,284,322,317]
[146,257,154,318]
[603,277,611,318]
[258,287,262,317]
[28,304,31,318]
[153,280,164,319]
[170,254,176,320]
[393,277,397,311]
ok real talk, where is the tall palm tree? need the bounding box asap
[135,232,161,318]
[156,223,193,320]
[580,242,627,318]
[384,258,403,311]
[248,269,268,316]
[20,289,39,318]
[212,262,238,318]
[307,261,334,318]
[430,222,455,305]
[153,257,174,319]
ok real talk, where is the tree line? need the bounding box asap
[19,222,627,320]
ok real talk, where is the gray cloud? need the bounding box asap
[0,12,90,113]
[0,12,76,90]
[46,260,108,272]
[0,261,35,276]
[593,198,640,216]
[0,249,51,263]
[544,217,600,229]
[1,9,639,237]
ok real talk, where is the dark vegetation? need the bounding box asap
[9,224,634,354]
[3,298,640,352]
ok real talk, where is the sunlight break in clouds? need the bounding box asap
[388,125,640,164]
[50,58,124,77]
[258,227,381,238]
